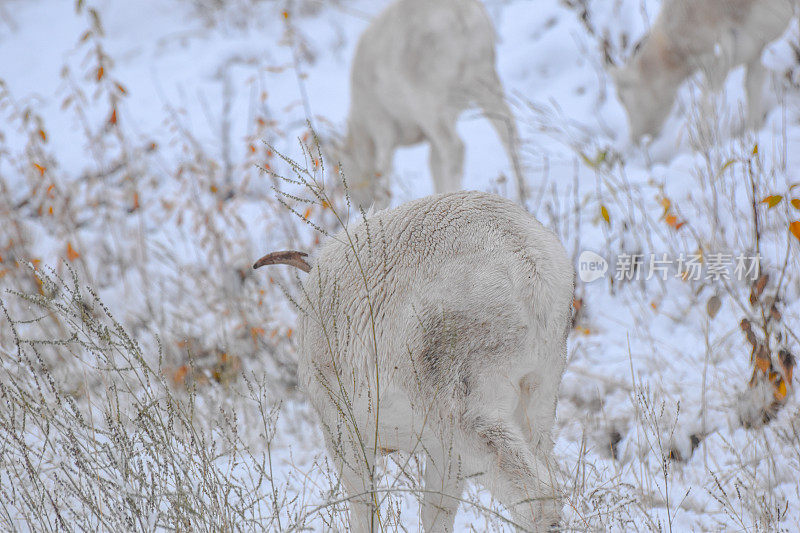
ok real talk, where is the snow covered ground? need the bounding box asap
[1,0,799,530]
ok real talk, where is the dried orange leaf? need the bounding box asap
[791,199,800,211]
[706,295,721,319]
[173,365,189,386]
[32,163,46,176]
[303,207,312,220]
[96,66,104,81]
[791,221,800,242]
[774,379,787,400]
[108,107,117,125]
[66,242,80,262]
[761,195,783,208]
[755,355,770,373]
[38,129,47,142]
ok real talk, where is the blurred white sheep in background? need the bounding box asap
[327,0,527,210]
[610,0,795,141]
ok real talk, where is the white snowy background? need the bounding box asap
[1,0,799,530]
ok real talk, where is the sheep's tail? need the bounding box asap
[253,250,311,272]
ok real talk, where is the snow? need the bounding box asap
[1,0,799,530]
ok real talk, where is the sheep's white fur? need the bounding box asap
[278,191,573,532]
[611,0,795,141]
[329,0,526,210]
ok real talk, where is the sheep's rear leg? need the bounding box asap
[514,372,561,454]
[474,71,527,204]
[422,440,465,532]
[461,402,561,530]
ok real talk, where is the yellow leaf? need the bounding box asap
[303,207,312,220]
[790,221,800,242]
[580,150,606,169]
[66,242,80,262]
[774,379,787,400]
[761,195,783,208]
[791,199,800,211]
[720,159,736,173]
[600,205,610,224]
[752,143,758,156]
[659,197,671,211]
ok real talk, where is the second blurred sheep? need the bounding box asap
[610,0,795,141]
[326,0,527,210]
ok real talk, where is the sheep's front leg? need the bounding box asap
[422,441,465,532]
[744,57,768,130]
[321,415,379,533]
[425,119,465,194]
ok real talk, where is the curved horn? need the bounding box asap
[253,250,311,272]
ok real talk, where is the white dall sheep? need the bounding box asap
[328,0,527,210]
[611,0,795,141]
[254,191,573,532]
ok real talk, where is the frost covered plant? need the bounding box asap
[0,266,292,531]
